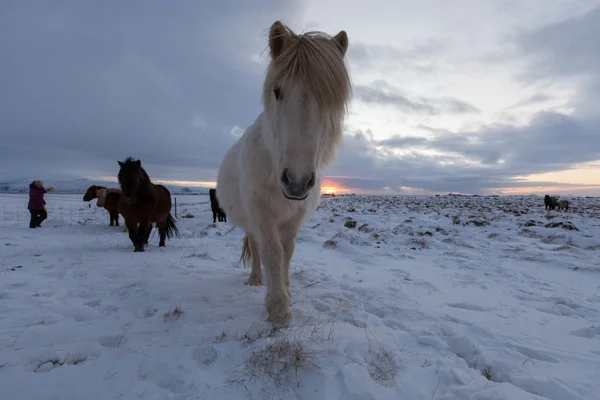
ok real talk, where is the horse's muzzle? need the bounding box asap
[280,169,315,201]
[282,189,309,201]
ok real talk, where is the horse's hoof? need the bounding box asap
[265,292,293,326]
[134,247,145,252]
[159,242,165,247]
[267,309,293,327]
[246,276,262,286]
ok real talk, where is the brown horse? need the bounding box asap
[117,157,179,252]
[83,184,122,226]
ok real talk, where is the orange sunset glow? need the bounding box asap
[93,175,355,195]
[321,180,352,195]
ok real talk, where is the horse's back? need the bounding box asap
[154,184,172,209]
[217,137,247,228]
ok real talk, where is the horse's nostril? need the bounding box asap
[305,173,316,190]
[280,168,290,186]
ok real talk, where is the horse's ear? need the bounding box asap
[118,161,125,168]
[135,159,141,166]
[269,21,290,59]
[332,30,348,56]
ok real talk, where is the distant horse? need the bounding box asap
[117,157,179,252]
[558,199,570,211]
[216,21,351,325]
[209,188,227,223]
[83,184,122,226]
[544,195,559,210]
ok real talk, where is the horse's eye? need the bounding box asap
[273,87,282,100]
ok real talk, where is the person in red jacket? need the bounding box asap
[28,180,54,228]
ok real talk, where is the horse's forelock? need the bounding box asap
[262,28,352,116]
[118,161,150,195]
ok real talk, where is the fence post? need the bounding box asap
[174,197,177,218]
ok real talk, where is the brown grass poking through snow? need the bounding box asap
[162,306,184,320]
[244,335,321,389]
[323,239,337,249]
[228,312,341,398]
[481,366,493,381]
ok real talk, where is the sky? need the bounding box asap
[1,0,599,195]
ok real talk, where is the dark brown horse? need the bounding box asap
[83,184,122,226]
[117,157,179,252]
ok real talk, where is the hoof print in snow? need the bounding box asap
[34,354,89,373]
[192,345,220,366]
[35,362,55,373]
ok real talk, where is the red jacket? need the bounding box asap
[28,182,48,210]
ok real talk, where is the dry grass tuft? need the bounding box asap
[215,331,228,343]
[233,323,276,344]
[244,335,321,389]
[163,306,184,320]
[481,366,493,380]
[323,239,337,249]
[228,312,341,398]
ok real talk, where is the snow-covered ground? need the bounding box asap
[1,193,599,400]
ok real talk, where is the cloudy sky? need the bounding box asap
[1,0,599,195]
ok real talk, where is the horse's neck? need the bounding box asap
[142,182,158,201]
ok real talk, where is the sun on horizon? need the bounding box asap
[322,186,337,195]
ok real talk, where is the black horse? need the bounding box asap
[209,188,227,223]
[544,194,559,210]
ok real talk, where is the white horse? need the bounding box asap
[216,21,352,326]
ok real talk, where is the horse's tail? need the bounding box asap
[165,212,180,239]
[239,234,251,267]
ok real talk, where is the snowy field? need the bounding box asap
[1,193,599,400]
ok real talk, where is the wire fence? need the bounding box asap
[0,193,211,228]
[0,193,114,228]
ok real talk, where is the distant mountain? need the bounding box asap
[0,178,210,195]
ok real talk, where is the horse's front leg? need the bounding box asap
[135,222,149,251]
[125,218,140,251]
[245,233,262,286]
[257,227,292,326]
[280,227,297,299]
[144,223,152,245]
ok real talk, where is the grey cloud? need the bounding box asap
[505,93,554,110]
[517,5,600,82]
[516,5,600,124]
[347,39,452,75]
[321,7,600,195]
[348,39,446,65]
[376,136,428,148]
[0,1,304,181]
[324,106,600,194]
[355,85,438,115]
[355,82,481,115]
